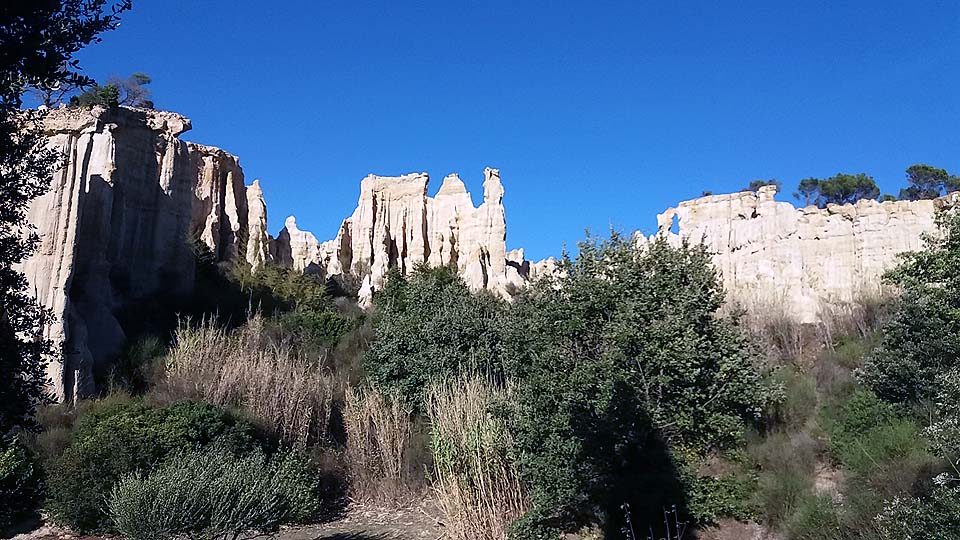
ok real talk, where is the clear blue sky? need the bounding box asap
[72,0,960,260]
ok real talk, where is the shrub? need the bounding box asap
[109,447,321,540]
[859,211,960,404]
[342,386,422,505]
[364,265,530,409]
[45,400,257,533]
[747,431,817,525]
[876,477,960,540]
[427,378,528,540]
[507,234,778,537]
[823,389,938,501]
[156,316,337,447]
[0,437,44,531]
[771,367,817,431]
[785,494,843,540]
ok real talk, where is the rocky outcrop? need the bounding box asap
[653,185,957,323]
[273,168,538,305]
[18,106,268,402]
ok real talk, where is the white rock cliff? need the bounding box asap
[653,185,957,323]
[18,106,268,401]
[272,168,537,305]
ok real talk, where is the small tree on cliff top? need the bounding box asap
[0,0,130,434]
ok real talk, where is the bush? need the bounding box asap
[0,437,44,532]
[364,265,530,409]
[45,399,257,533]
[859,211,960,404]
[427,378,528,540]
[747,431,817,525]
[507,234,778,537]
[785,494,843,540]
[876,478,960,540]
[771,367,818,431]
[109,447,320,540]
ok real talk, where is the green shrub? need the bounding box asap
[109,447,321,540]
[747,431,817,525]
[46,400,258,533]
[876,478,960,540]
[365,265,530,409]
[683,468,755,523]
[859,211,960,404]
[823,389,934,487]
[785,494,843,540]
[772,367,818,430]
[0,437,44,531]
[506,234,778,537]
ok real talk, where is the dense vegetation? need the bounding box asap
[4,5,960,540]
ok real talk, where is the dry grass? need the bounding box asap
[342,386,419,505]
[426,378,529,540]
[743,290,891,367]
[154,315,335,447]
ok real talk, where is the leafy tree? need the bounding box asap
[859,211,960,403]
[72,82,119,108]
[109,72,153,108]
[0,0,130,437]
[792,173,880,208]
[898,163,960,201]
[794,177,821,206]
[364,265,529,409]
[743,179,781,192]
[507,233,776,538]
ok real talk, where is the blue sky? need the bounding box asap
[72,1,960,260]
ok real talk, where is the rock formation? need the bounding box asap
[22,105,954,400]
[653,185,957,323]
[272,168,538,305]
[17,106,268,402]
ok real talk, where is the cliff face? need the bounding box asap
[272,168,539,305]
[654,185,957,323]
[18,106,268,401]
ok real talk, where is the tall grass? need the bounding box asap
[427,378,529,540]
[155,316,335,448]
[342,386,420,505]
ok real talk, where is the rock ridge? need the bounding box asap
[653,185,958,323]
[272,168,544,305]
[18,105,269,401]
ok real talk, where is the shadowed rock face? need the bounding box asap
[17,106,268,402]
[271,168,552,306]
[652,185,958,323]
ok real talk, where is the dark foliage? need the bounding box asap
[898,163,960,201]
[45,399,259,533]
[0,0,130,438]
[793,173,880,208]
[860,211,960,403]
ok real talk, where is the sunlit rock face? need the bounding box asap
[652,185,957,323]
[272,168,541,306]
[17,106,268,401]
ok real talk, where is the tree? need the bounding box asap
[794,177,821,206]
[506,233,776,538]
[859,211,960,403]
[898,164,960,201]
[792,173,880,208]
[72,82,119,108]
[108,72,153,108]
[0,0,130,436]
[743,179,781,192]
[364,265,530,409]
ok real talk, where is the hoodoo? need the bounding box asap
[17,106,268,401]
